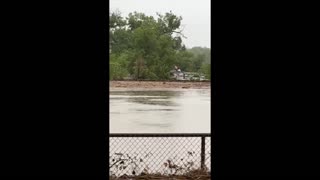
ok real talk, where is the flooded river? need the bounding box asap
[110,89,211,133]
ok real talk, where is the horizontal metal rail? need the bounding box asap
[109,79,211,82]
[109,133,211,137]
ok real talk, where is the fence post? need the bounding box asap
[200,136,205,170]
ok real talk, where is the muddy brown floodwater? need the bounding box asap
[110,83,211,133]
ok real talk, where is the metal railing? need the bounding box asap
[109,133,211,177]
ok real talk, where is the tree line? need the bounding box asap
[109,10,211,80]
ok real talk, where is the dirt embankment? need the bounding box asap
[110,80,211,89]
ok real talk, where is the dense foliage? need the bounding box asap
[109,11,211,80]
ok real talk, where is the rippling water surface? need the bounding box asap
[110,89,211,133]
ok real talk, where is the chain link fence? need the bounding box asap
[109,133,211,177]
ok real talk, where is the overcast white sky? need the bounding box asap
[110,0,211,48]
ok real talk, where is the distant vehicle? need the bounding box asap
[170,70,186,80]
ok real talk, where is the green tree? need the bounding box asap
[109,10,211,81]
[200,63,211,80]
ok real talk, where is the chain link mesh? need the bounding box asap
[109,134,211,177]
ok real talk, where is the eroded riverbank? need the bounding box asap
[110,81,211,90]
